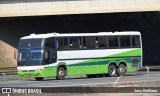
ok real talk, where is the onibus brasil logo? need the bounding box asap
[1,88,42,94]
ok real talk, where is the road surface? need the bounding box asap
[0,74,160,87]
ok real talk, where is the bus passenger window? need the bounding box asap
[57,38,69,50]
[70,37,79,49]
[120,36,131,47]
[132,36,140,47]
[108,36,119,48]
[45,38,56,49]
[97,37,107,48]
[83,37,95,49]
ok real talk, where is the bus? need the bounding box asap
[16,31,142,80]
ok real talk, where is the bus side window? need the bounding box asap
[120,36,131,47]
[83,37,95,49]
[57,37,69,50]
[45,37,56,49]
[97,36,107,48]
[108,36,119,48]
[70,37,79,49]
[132,36,140,47]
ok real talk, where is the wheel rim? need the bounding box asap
[111,67,116,76]
[59,70,64,76]
[120,67,125,74]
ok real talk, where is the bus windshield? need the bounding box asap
[17,49,43,66]
[18,39,43,49]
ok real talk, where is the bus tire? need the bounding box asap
[108,64,117,77]
[117,64,126,76]
[35,77,44,81]
[56,67,66,80]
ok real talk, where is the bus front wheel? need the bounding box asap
[56,67,66,80]
[117,64,126,76]
[108,65,117,77]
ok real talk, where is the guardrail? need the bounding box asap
[140,66,160,74]
[0,67,17,81]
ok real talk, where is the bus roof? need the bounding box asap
[21,31,141,39]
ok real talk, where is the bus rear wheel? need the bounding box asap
[56,67,66,80]
[117,64,126,76]
[108,65,117,77]
[35,77,44,81]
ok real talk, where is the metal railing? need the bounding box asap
[0,67,17,81]
[140,66,160,74]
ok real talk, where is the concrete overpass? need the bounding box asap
[0,0,160,17]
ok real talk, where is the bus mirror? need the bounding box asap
[14,50,18,60]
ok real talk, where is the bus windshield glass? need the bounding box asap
[18,39,43,49]
[17,49,43,66]
[31,50,42,60]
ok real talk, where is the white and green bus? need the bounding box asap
[17,31,142,80]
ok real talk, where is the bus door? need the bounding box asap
[44,50,57,76]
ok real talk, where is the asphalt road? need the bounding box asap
[0,73,160,87]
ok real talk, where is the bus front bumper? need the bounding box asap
[18,70,44,78]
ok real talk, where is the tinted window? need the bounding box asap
[32,52,42,60]
[120,36,131,47]
[96,37,108,48]
[18,39,43,49]
[108,36,119,48]
[57,37,69,49]
[45,38,55,49]
[70,37,80,49]
[132,36,140,47]
[83,37,95,49]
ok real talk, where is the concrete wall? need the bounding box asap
[0,40,17,67]
[0,0,160,17]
